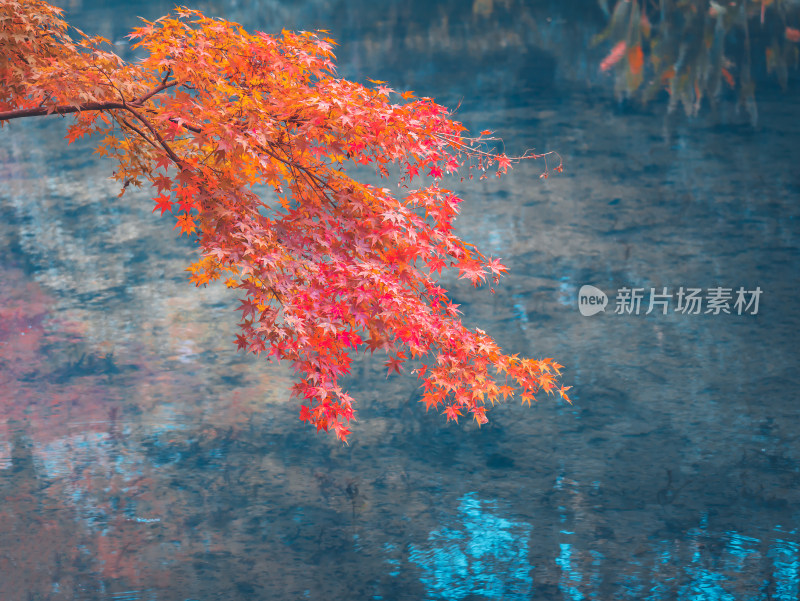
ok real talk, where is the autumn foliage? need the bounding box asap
[0,0,569,440]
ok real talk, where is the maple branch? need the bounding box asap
[0,77,177,123]
[0,101,126,121]
[2,0,571,440]
[132,74,177,105]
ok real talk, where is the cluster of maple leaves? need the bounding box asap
[1,0,570,440]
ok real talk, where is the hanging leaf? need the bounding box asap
[721,67,735,88]
[600,40,627,72]
[628,44,644,76]
[640,13,652,39]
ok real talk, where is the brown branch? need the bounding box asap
[0,101,126,121]
[132,77,177,105]
[0,75,178,122]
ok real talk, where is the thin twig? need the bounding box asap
[122,103,183,165]
[118,116,159,151]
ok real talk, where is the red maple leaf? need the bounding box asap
[152,193,173,216]
[443,405,461,422]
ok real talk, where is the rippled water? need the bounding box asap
[1,1,799,600]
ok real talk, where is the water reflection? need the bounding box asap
[408,493,533,600]
[400,489,799,600]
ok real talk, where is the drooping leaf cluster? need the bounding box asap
[595,0,800,123]
[1,0,569,440]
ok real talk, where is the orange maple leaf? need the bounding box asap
[174,213,196,236]
[627,44,644,76]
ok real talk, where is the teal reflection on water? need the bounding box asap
[408,493,533,600]
[556,542,584,600]
[405,491,799,600]
[770,534,799,601]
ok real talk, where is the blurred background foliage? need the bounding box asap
[593,0,800,124]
